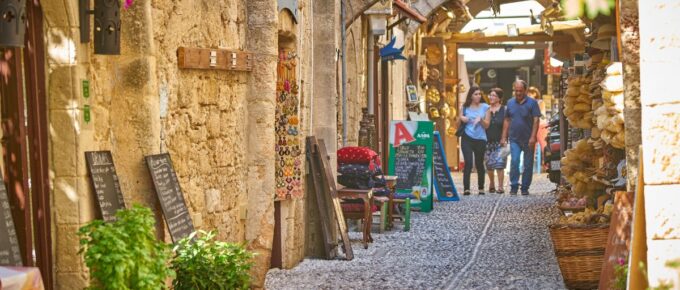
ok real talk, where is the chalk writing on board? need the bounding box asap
[393,144,427,190]
[146,153,195,243]
[432,132,458,200]
[85,151,126,222]
[0,175,23,266]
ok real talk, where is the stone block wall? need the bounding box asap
[39,0,296,288]
[638,0,680,287]
[43,0,164,288]
[151,0,250,243]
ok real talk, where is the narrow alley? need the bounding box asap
[266,174,565,289]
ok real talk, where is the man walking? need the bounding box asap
[501,80,542,195]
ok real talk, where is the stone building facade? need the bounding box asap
[0,0,412,289]
[34,0,363,288]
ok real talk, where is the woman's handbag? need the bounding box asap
[455,107,467,137]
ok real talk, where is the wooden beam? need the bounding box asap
[458,42,549,49]
[446,34,572,44]
[441,19,585,41]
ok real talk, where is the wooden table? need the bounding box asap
[0,266,44,290]
[337,188,373,249]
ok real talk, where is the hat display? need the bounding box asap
[591,24,615,50]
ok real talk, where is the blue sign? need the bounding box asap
[432,132,459,201]
[380,36,406,61]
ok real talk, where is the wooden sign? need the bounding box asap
[0,176,22,266]
[599,191,634,290]
[432,132,459,201]
[145,153,195,243]
[85,151,126,222]
[177,47,253,72]
[306,136,353,260]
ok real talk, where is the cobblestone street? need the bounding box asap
[266,173,565,289]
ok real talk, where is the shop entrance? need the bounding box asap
[0,2,53,288]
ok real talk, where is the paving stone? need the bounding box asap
[265,173,566,289]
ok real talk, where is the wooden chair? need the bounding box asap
[382,176,412,232]
[337,188,374,249]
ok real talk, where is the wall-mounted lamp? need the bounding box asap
[0,0,26,47]
[79,0,121,55]
[507,24,518,37]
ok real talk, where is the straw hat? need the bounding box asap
[591,24,616,50]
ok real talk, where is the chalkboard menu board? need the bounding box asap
[145,153,194,243]
[85,151,126,222]
[393,144,427,190]
[0,177,22,266]
[388,121,434,212]
[432,132,459,201]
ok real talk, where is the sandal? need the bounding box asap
[497,189,505,194]
[489,187,496,194]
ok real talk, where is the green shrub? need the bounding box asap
[172,230,254,290]
[78,205,175,290]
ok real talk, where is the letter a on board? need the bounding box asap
[393,122,415,147]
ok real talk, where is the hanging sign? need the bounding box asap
[432,132,459,201]
[388,120,434,212]
[0,173,22,266]
[380,36,406,61]
[543,48,562,75]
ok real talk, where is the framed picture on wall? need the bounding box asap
[406,85,419,103]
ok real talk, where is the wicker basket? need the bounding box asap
[549,214,610,290]
[557,205,586,214]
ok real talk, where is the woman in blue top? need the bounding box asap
[458,86,490,195]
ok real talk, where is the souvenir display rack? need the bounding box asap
[275,50,303,200]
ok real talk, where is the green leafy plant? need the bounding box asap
[172,230,254,290]
[613,257,629,290]
[78,205,175,290]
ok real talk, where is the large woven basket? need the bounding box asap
[549,214,609,290]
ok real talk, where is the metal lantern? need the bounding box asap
[0,0,26,47]
[80,0,121,55]
[94,0,120,54]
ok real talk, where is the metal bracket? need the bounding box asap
[79,0,94,43]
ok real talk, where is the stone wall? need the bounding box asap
[638,0,680,288]
[44,0,162,288]
[151,0,249,243]
[39,0,299,288]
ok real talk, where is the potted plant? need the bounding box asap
[172,230,254,290]
[78,205,175,290]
